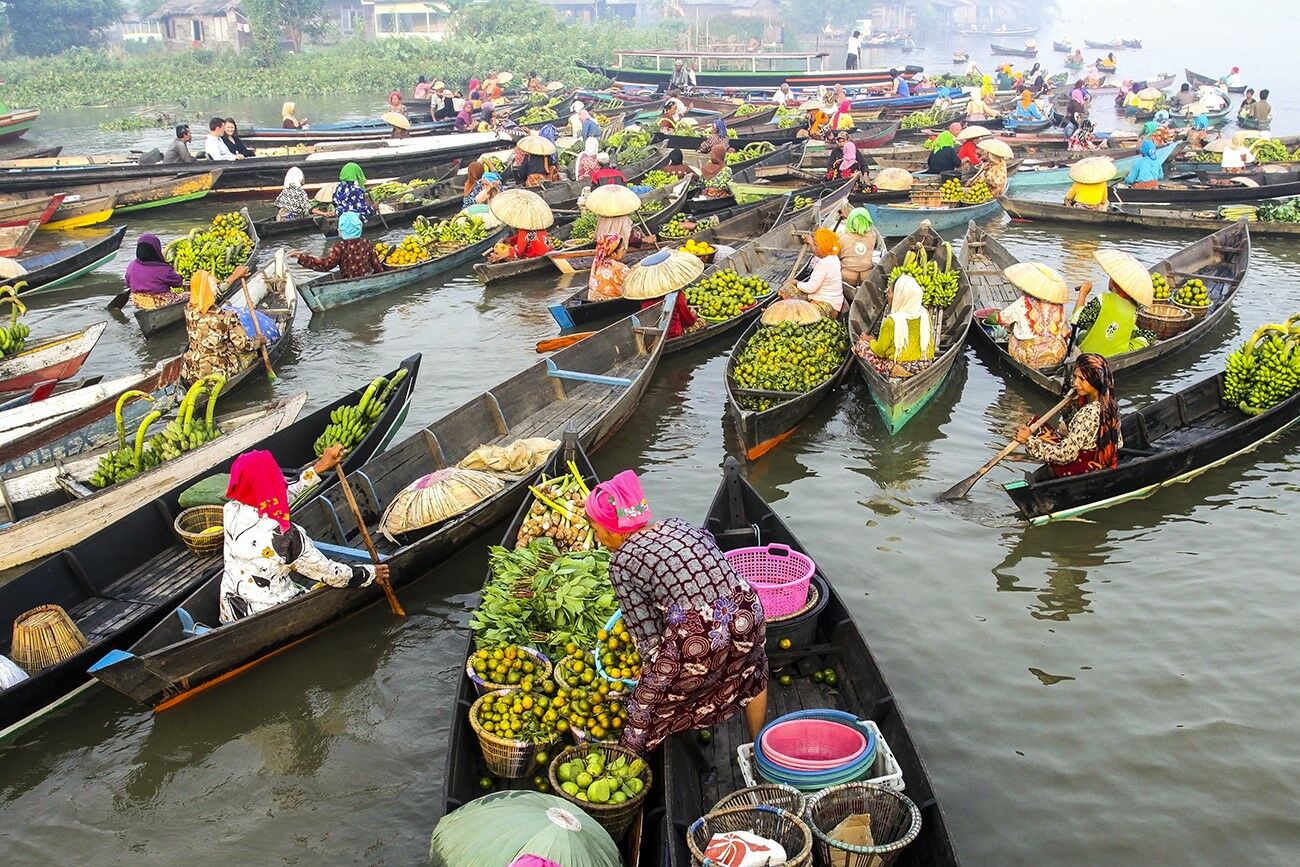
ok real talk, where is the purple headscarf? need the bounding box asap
[124,233,184,295]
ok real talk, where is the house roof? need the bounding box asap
[681,0,767,7]
[149,0,242,19]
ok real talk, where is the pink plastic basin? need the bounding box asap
[759,719,867,771]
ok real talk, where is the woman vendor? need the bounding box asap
[698,117,730,154]
[584,470,768,756]
[274,168,320,220]
[1014,353,1122,478]
[1221,132,1257,173]
[281,102,308,129]
[1012,90,1044,121]
[292,212,384,279]
[827,99,855,135]
[855,273,934,376]
[575,137,601,181]
[994,261,1070,369]
[700,144,733,198]
[623,250,700,339]
[780,228,844,317]
[386,91,407,116]
[219,449,385,623]
[489,198,555,263]
[805,102,829,138]
[926,130,961,176]
[454,102,474,132]
[1123,138,1165,189]
[1064,157,1114,210]
[1186,114,1214,150]
[966,88,999,122]
[661,148,695,178]
[333,163,375,220]
[180,270,265,383]
[956,126,987,167]
[587,233,629,302]
[826,132,860,180]
[837,207,876,287]
[125,233,185,306]
[974,137,1013,195]
[1076,248,1154,357]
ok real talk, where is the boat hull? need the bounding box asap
[575,60,922,91]
[13,226,127,296]
[866,198,1002,236]
[0,321,107,394]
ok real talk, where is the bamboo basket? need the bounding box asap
[805,783,922,867]
[466,645,553,696]
[1136,303,1194,339]
[547,743,652,841]
[10,605,88,672]
[467,688,559,779]
[174,505,225,555]
[710,783,808,818]
[687,804,813,867]
[1173,299,1211,321]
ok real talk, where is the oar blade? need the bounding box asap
[107,290,131,309]
[937,473,982,502]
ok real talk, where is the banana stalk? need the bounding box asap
[134,409,163,464]
[114,390,155,449]
[203,374,226,429]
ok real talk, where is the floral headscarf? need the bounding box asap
[1073,353,1120,468]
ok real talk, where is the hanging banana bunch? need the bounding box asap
[149,374,227,462]
[0,284,31,358]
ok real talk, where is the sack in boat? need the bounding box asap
[0,654,28,688]
[703,830,788,867]
[380,466,505,542]
[457,438,559,474]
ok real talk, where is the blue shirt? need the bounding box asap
[895,76,911,97]
[1125,155,1164,184]
[333,182,375,219]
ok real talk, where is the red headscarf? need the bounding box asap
[584,470,652,533]
[225,450,291,531]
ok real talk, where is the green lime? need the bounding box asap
[698,730,713,744]
[478,776,493,791]
[778,673,793,687]
[812,670,825,684]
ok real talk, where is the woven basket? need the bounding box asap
[466,646,553,696]
[10,604,88,672]
[1136,303,1194,339]
[174,505,225,555]
[710,784,807,818]
[806,783,922,867]
[467,688,560,779]
[1173,299,1210,320]
[687,804,813,867]
[547,743,651,841]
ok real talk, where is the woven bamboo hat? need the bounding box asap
[497,72,515,85]
[761,298,822,325]
[10,604,87,672]
[314,182,338,202]
[1093,249,1155,307]
[1137,87,1164,100]
[584,184,640,217]
[621,249,704,300]
[1004,261,1068,304]
[490,188,554,230]
[874,167,915,191]
[517,134,557,156]
[546,81,565,92]
[977,138,1014,159]
[382,111,411,131]
[1069,156,1117,184]
[957,124,992,141]
[1205,137,1230,153]
[799,99,823,111]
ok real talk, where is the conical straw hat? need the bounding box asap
[584,184,640,217]
[1003,261,1068,304]
[1093,249,1154,307]
[314,182,338,202]
[1137,87,1164,100]
[517,135,557,156]
[1068,156,1117,184]
[761,298,823,325]
[546,81,565,92]
[621,250,705,300]
[489,188,554,230]
[1205,137,1230,153]
[977,138,1013,159]
[497,72,515,84]
[957,125,992,141]
[874,167,914,191]
[382,111,411,130]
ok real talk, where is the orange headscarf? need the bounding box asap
[1019,90,1034,110]
[189,270,216,312]
[812,228,840,257]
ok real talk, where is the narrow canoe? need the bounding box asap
[1000,194,1300,236]
[1001,116,1052,134]
[847,222,974,433]
[89,300,672,709]
[1006,371,1300,523]
[1186,69,1246,94]
[38,195,116,231]
[1108,177,1300,204]
[1053,41,1072,52]
[30,169,225,216]
[11,226,127,297]
[0,220,38,257]
[0,320,107,395]
[0,108,39,143]
[1237,115,1271,131]
[1084,39,1123,49]
[865,197,1002,236]
[991,44,1038,57]
[0,360,417,740]
[537,150,670,211]
[1007,141,1180,191]
[132,207,261,337]
[0,193,64,227]
[961,220,1251,395]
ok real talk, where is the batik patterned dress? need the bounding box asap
[610,518,768,755]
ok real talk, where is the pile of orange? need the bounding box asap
[471,644,540,688]
[554,643,628,741]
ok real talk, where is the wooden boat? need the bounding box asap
[89,302,672,709]
[0,356,183,474]
[1167,104,1232,129]
[0,108,39,143]
[865,197,1001,237]
[1187,69,1246,94]
[133,207,261,337]
[959,23,1037,36]
[39,194,115,231]
[575,54,921,90]
[1084,39,1123,49]
[990,44,1038,58]
[11,226,127,297]
[0,220,39,257]
[197,252,297,393]
[1109,177,1300,205]
[961,221,1251,395]
[1065,59,1084,72]
[0,360,418,740]
[852,89,966,113]
[654,123,805,152]
[655,457,961,864]
[1007,142,1180,191]
[952,52,970,64]
[1005,370,1300,524]
[535,150,670,212]
[0,320,106,395]
[0,374,102,415]
[727,105,779,129]
[1123,39,1143,48]
[76,169,223,214]
[0,193,64,227]
[1053,41,1073,52]
[1000,194,1300,236]
[1237,114,1271,131]
[847,223,973,432]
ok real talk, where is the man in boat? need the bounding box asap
[582,470,768,756]
[890,68,912,98]
[161,124,196,164]
[589,153,626,187]
[292,212,384,280]
[1237,89,1257,119]
[669,59,694,92]
[1015,354,1122,478]
[1171,83,1196,110]
[846,29,861,70]
[203,117,241,161]
[218,449,385,623]
[1246,88,1272,125]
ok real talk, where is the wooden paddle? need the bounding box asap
[537,332,595,353]
[938,390,1076,501]
[335,466,405,618]
[237,270,275,382]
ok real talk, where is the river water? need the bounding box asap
[1,12,1299,866]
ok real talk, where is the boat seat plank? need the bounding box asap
[69,594,152,643]
[103,544,219,602]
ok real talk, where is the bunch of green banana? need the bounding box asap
[164,213,252,282]
[413,215,488,248]
[1218,205,1258,223]
[0,284,30,357]
[88,390,162,489]
[148,376,226,463]
[889,243,960,309]
[1223,317,1300,413]
[313,369,409,457]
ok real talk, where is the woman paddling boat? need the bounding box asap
[332,162,376,220]
[1015,353,1122,477]
[274,167,322,221]
[180,269,269,383]
[780,227,844,317]
[124,232,185,306]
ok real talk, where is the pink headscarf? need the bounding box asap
[837,140,858,173]
[388,90,402,108]
[508,858,560,867]
[584,470,652,533]
[226,450,291,531]
[829,99,852,129]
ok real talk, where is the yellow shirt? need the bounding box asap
[1066,181,1108,207]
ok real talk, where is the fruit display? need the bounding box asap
[1257,198,1300,223]
[1218,205,1258,223]
[1187,150,1221,163]
[568,210,598,241]
[518,105,558,126]
[726,142,776,164]
[516,464,595,553]
[685,269,770,319]
[732,319,850,410]
[637,197,667,216]
[888,244,960,309]
[679,238,715,257]
[901,105,956,130]
[413,214,489,248]
[164,212,253,282]
[672,120,737,138]
[1247,138,1296,164]
[1174,278,1209,309]
[470,644,545,689]
[312,369,408,457]
[368,178,439,203]
[774,107,805,129]
[473,683,561,745]
[553,748,647,804]
[791,195,814,211]
[374,234,431,267]
[595,617,642,685]
[0,286,31,357]
[940,177,992,205]
[940,177,964,203]
[733,103,763,117]
[640,169,680,188]
[89,376,225,489]
[1152,272,1171,301]
[1223,317,1300,413]
[607,129,653,165]
[552,645,629,740]
[660,214,716,239]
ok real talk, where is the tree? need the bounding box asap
[4,0,125,55]
[242,0,326,58]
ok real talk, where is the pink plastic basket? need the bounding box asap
[760,719,868,771]
[724,543,814,619]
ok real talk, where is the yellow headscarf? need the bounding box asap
[281,102,296,121]
[1019,90,1034,110]
[981,75,994,100]
[189,271,217,313]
